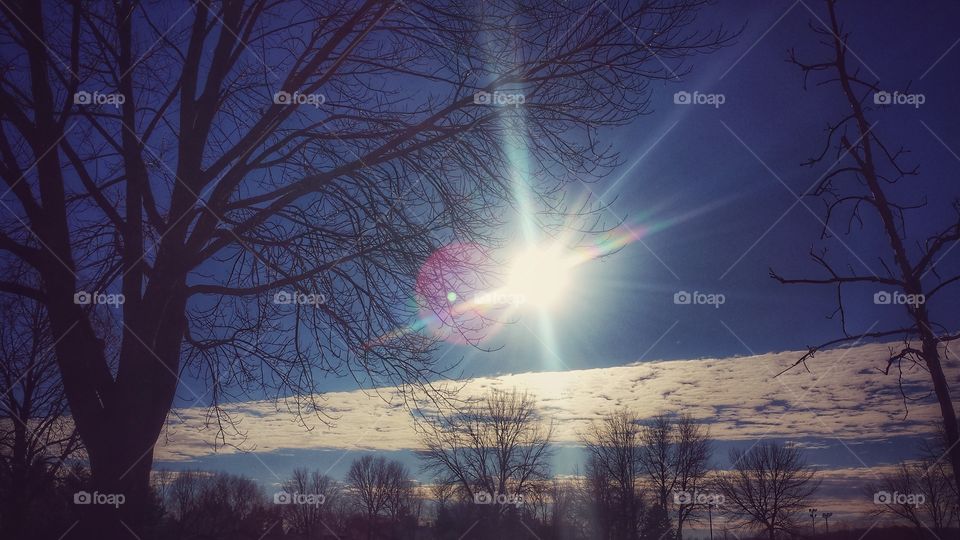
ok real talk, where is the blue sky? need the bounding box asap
[427,0,960,378]
[164,1,960,399]
[159,2,960,525]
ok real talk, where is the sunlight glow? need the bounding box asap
[504,244,574,311]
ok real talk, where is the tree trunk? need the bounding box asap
[69,280,187,539]
[921,338,960,493]
[78,437,155,539]
[823,0,960,499]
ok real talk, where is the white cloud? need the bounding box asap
[155,342,955,461]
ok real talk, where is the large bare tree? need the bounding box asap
[418,387,553,524]
[770,0,960,492]
[866,458,957,535]
[715,442,819,540]
[346,454,413,539]
[638,412,711,540]
[0,0,732,535]
[580,409,646,540]
[278,467,342,538]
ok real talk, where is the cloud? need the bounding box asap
[155,342,955,461]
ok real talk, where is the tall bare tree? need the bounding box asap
[866,428,959,536]
[715,442,820,540]
[346,454,413,539]
[771,0,960,492]
[544,477,578,534]
[638,413,711,539]
[580,409,646,540]
[0,0,733,535]
[418,388,553,522]
[866,459,957,535]
[279,467,342,538]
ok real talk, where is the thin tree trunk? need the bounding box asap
[922,338,960,491]
[824,0,960,495]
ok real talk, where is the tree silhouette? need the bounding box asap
[159,470,272,540]
[0,0,733,535]
[418,388,553,534]
[0,294,82,540]
[278,467,342,538]
[638,412,711,539]
[865,431,959,536]
[715,442,819,540]
[346,455,413,539]
[580,409,646,539]
[772,0,960,493]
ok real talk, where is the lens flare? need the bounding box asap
[363,222,653,350]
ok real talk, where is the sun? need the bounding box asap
[504,244,575,311]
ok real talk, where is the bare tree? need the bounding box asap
[715,442,820,540]
[164,470,204,536]
[866,439,958,536]
[638,413,712,539]
[419,388,553,524]
[771,0,960,492]
[346,455,414,538]
[347,455,391,524]
[580,409,646,540]
[161,470,271,540]
[430,477,457,511]
[544,477,578,534]
[383,461,418,524]
[576,457,621,539]
[921,424,960,508]
[0,295,82,540]
[278,467,342,538]
[0,0,733,535]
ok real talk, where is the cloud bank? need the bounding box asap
[156,342,957,461]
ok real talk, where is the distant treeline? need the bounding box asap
[2,388,957,539]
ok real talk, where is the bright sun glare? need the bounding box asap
[504,245,574,311]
